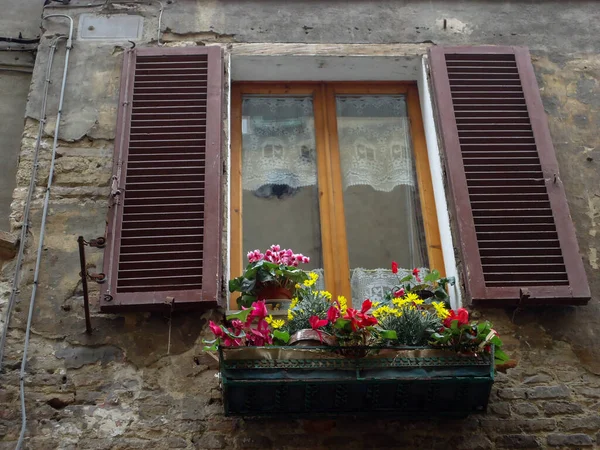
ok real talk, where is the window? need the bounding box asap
[230,82,444,308]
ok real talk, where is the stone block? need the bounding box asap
[542,401,584,415]
[480,418,556,433]
[527,385,571,399]
[498,388,528,399]
[455,435,493,450]
[233,434,273,449]
[522,373,554,384]
[496,434,541,449]
[547,433,594,447]
[489,401,511,417]
[559,415,600,431]
[512,402,539,416]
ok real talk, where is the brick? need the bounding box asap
[527,385,570,399]
[560,415,600,431]
[489,401,511,417]
[542,401,584,415]
[547,433,594,447]
[512,402,539,416]
[498,388,528,399]
[496,434,541,449]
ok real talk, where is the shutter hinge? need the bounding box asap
[519,288,530,305]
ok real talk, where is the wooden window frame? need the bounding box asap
[230,81,444,309]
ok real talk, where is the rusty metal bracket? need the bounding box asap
[77,236,93,334]
[87,236,106,249]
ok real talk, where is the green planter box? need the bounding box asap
[219,346,494,417]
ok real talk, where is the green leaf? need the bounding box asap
[399,275,413,283]
[477,322,489,333]
[450,319,458,331]
[222,327,246,340]
[273,330,290,343]
[203,342,218,352]
[240,278,257,292]
[379,329,398,340]
[490,335,503,346]
[227,308,252,322]
[228,277,242,292]
[494,349,510,363]
[334,319,350,330]
[424,269,440,283]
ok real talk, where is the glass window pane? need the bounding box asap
[241,96,324,272]
[335,95,428,301]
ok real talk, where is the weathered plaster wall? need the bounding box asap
[0,0,42,230]
[1,1,600,449]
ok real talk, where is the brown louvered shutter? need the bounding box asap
[101,46,223,312]
[429,46,590,306]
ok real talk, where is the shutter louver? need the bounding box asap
[101,47,223,311]
[429,46,590,306]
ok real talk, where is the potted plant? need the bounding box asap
[228,245,311,309]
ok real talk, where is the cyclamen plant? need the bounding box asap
[387,262,455,305]
[428,307,509,366]
[229,245,311,308]
[203,300,290,350]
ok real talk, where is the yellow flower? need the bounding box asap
[295,283,301,289]
[302,272,319,287]
[404,292,421,302]
[432,301,450,319]
[289,298,299,310]
[372,301,380,308]
[319,290,332,300]
[265,315,274,324]
[373,305,403,319]
[271,319,285,329]
[287,309,294,320]
[337,295,348,314]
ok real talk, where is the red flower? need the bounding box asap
[391,261,399,274]
[413,268,421,282]
[393,288,405,298]
[327,306,340,323]
[309,315,328,330]
[361,299,372,313]
[443,308,470,327]
[456,307,469,325]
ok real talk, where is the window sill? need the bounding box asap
[218,346,494,417]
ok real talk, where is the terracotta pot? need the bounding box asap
[289,329,337,347]
[256,285,293,301]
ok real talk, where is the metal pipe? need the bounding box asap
[15,14,74,450]
[0,35,64,371]
[77,236,93,334]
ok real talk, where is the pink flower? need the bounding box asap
[209,321,224,338]
[249,300,268,321]
[230,319,244,330]
[391,261,399,274]
[302,256,310,264]
[270,244,280,252]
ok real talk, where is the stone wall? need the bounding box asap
[1,1,600,449]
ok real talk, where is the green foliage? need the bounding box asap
[377,307,442,346]
[284,289,332,336]
[229,260,309,308]
[429,319,509,367]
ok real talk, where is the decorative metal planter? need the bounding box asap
[218,346,494,417]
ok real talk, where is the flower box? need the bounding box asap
[218,346,494,417]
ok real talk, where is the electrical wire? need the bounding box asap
[0,35,62,371]
[14,15,73,449]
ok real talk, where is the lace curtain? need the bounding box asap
[310,267,428,306]
[241,96,414,193]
